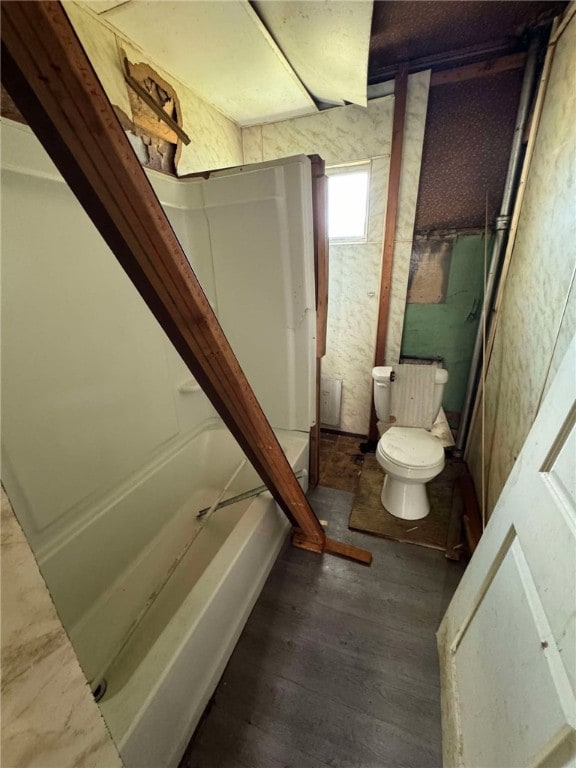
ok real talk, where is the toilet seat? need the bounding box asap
[378,426,444,470]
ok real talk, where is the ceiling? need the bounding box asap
[82,0,373,126]
[80,1,566,126]
[10,1,568,131]
[369,1,566,81]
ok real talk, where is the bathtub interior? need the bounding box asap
[41,422,292,687]
[99,427,309,765]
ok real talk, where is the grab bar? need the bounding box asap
[196,469,306,518]
[197,458,247,525]
[88,457,246,695]
[89,459,304,698]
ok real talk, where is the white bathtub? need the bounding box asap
[86,422,308,768]
[1,121,314,768]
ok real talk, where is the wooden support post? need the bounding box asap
[308,155,329,489]
[310,156,329,361]
[1,1,371,565]
[368,65,409,443]
[309,357,322,489]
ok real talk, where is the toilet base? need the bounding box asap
[381,475,430,520]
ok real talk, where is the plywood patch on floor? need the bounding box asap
[349,455,468,551]
[319,432,365,493]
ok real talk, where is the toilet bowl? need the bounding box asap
[376,426,445,520]
[372,365,448,520]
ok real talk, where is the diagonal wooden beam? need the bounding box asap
[1,0,371,565]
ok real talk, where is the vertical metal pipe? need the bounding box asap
[455,36,541,454]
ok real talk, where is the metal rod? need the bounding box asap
[197,470,306,518]
[456,35,540,454]
[198,458,247,525]
[88,465,305,695]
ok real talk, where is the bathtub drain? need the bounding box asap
[92,679,107,703]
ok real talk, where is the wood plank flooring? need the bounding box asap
[180,486,465,768]
[319,432,366,493]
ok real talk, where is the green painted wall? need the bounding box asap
[401,234,487,419]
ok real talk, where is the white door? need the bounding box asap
[438,335,576,768]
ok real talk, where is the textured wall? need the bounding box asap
[467,14,576,515]
[243,97,391,435]
[64,3,243,175]
[386,70,431,371]
[243,72,430,434]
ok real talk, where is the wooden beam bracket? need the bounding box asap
[292,530,373,566]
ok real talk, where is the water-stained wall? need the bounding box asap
[467,14,576,515]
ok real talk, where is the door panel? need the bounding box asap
[454,536,572,767]
[438,335,576,767]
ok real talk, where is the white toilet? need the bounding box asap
[371,365,448,520]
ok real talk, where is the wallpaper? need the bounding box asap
[243,97,393,165]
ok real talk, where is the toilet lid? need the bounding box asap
[379,427,444,469]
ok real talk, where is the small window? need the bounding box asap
[327,163,370,242]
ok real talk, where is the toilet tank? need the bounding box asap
[372,366,393,422]
[433,367,449,420]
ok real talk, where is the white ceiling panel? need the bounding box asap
[97,0,318,126]
[253,1,373,107]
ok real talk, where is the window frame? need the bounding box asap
[326,161,371,244]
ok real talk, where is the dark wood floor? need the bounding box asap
[180,486,465,768]
[319,432,366,493]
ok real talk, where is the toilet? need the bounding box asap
[371,365,448,520]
